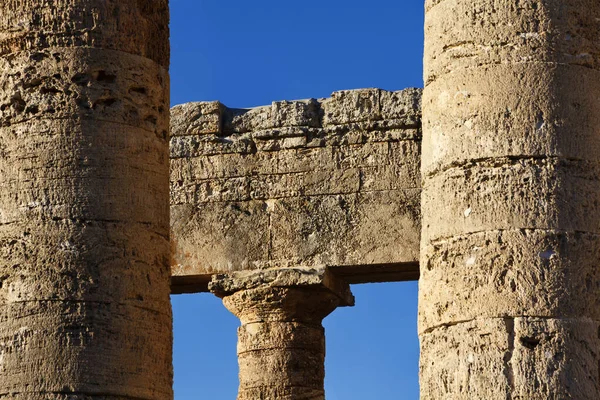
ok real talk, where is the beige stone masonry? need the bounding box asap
[0,1,173,398]
[421,0,600,398]
[3,1,598,398]
[170,88,422,292]
[210,268,354,400]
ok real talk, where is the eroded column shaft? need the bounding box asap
[211,269,353,400]
[420,0,600,398]
[0,2,172,398]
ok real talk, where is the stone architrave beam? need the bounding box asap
[170,88,422,293]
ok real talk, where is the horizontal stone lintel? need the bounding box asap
[170,88,423,291]
[170,262,420,296]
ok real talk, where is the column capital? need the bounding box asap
[209,266,355,307]
[209,267,354,400]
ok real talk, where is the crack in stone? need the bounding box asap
[424,154,600,179]
[427,228,600,248]
[504,317,515,400]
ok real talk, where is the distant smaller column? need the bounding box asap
[210,268,354,400]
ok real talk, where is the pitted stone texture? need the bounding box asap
[0,1,172,398]
[210,269,351,400]
[0,301,172,397]
[423,63,600,175]
[420,318,600,399]
[422,158,600,243]
[421,0,600,398]
[170,89,422,284]
[420,230,600,331]
[0,0,170,66]
[0,222,169,308]
[0,48,169,135]
[423,64,600,175]
[509,318,600,399]
[424,0,600,84]
[170,101,224,137]
[419,318,511,399]
[0,118,168,230]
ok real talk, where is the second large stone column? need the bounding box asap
[420,0,600,398]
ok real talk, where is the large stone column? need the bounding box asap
[0,2,172,398]
[210,268,354,400]
[420,0,600,398]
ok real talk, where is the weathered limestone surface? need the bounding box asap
[0,1,172,398]
[210,268,353,400]
[170,88,422,291]
[421,0,600,398]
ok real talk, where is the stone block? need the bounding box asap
[272,99,321,128]
[223,106,273,133]
[510,317,600,399]
[0,300,172,398]
[269,190,420,267]
[237,322,324,353]
[322,89,381,125]
[255,146,334,175]
[380,88,422,122]
[249,169,361,200]
[422,64,600,175]
[0,119,168,233]
[169,133,256,158]
[424,0,600,83]
[0,48,169,135]
[237,348,324,388]
[420,318,511,399]
[169,89,422,284]
[422,158,600,243]
[170,101,223,136]
[419,230,600,331]
[0,222,169,309]
[420,317,600,399]
[0,0,170,66]
[170,202,270,277]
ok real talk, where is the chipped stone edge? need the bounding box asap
[170,87,422,138]
[208,266,355,307]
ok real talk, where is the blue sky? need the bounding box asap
[169,1,424,398]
